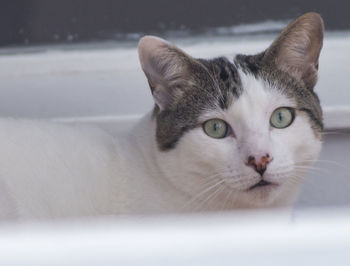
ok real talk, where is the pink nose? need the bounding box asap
[246,154,272,176]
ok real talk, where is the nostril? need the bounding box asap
[247,156,255,165]
[262,154,272,165]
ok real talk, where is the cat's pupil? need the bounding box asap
[214,123,220,131]
[278,111,283,122]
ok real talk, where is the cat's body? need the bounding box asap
[0,110,308,220]
[0,13,324,220]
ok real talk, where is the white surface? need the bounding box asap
[322,106,350,129]
[1,209,350,266]
[0,32,350,121]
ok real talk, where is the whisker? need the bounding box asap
[322,131,350,137]
[295,159,350,171]
[294,165,331,176]
[201,65,228,110]
[221,189,234,210]
[286,174,306,187]
[181,179,225,211]
[197,184,226,211]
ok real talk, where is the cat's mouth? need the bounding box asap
[248,180,277,191]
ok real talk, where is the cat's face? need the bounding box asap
[138,12,324,209]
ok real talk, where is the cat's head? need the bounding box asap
[138,12,324,209]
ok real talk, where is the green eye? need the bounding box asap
[270,107,295,129]
[203,119,228,139]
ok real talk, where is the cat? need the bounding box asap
[0,12,323,220]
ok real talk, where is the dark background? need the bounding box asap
[1,0,350,47]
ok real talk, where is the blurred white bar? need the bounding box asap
[1,209,350,266]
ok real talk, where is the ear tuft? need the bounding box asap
[264,12,324,89]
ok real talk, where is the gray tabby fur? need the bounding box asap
[148,12,323,150]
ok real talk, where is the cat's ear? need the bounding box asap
[138,36,196,110]
[264,12,324,89]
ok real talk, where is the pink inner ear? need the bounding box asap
[138,36,174,110]
[265,12,324,89]
[138,36,170,74]
[137,35,197,110]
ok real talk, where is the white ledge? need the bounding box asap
[1,208,350,265]
[323,106,350,130]
[52,105,350,131]
[1,33,350,123]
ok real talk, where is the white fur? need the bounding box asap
[0,70,321,220]
[148,71,322,211]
